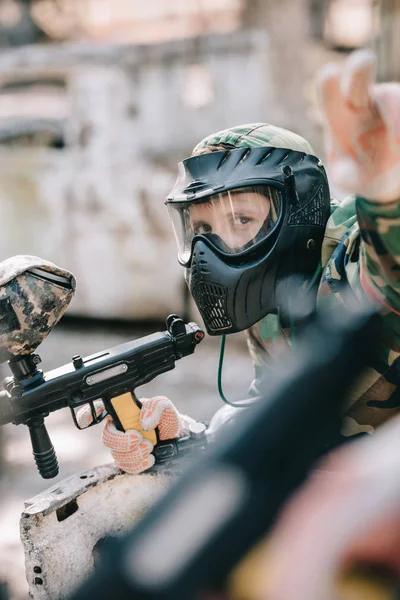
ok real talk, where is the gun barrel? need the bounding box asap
[0,322,204,428]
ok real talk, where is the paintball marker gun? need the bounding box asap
[69,299,380,600]
[0,256,205,479]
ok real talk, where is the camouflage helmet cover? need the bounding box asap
[192,123,316,156]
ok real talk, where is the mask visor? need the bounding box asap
[167,185,282,264]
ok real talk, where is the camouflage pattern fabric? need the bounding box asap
[0,255,76,363]
[247,196,400,438]
[196,123,400,439]
[192,123,315,155]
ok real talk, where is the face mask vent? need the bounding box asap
[192,281,232,332]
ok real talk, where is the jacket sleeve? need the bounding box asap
[356,196,400,314]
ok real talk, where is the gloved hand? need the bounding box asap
[77,396,197,475]
[317,49,400,202]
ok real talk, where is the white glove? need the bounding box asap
[77,396,197,475]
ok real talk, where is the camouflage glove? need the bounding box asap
[77,396,197,475]
[317,49,400,202]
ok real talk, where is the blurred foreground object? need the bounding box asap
[316,48,400,201]
[68,299,379,600]
[265,414,400,600]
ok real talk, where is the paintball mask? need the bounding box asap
[0,255,76,364]
[166,146,331,335]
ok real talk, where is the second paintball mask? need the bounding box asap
[166,146,331,335]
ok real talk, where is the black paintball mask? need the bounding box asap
[166,146,331,336]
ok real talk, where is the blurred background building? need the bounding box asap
[0,0,389,321]
[0,1,397,598]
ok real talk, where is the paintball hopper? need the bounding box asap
[0,255,76,364]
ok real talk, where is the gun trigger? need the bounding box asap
[94,409,108,424]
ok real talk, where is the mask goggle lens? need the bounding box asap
[168,185,282,263]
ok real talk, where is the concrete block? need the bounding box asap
[20,463,181,600]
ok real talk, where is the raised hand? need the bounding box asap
[317,49,400,202]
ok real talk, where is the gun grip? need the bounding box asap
[110,393,158,446]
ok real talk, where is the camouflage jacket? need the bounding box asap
[246,195,400,439]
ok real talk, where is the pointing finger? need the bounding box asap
[316,62,342,125]
[341,49,376,109]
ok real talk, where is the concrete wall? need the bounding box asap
[0,30,274,319]
[21,463,178,599]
